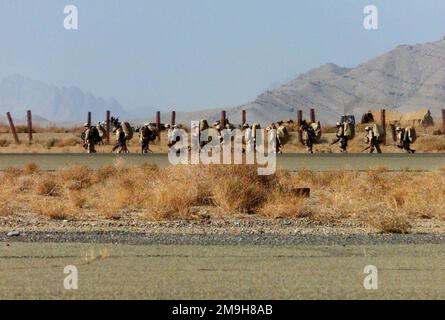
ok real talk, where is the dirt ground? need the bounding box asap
[1,242,444,299]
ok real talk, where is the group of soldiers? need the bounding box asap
[82,116,417,155]
[328,123,416,154]
[299,118,416,154]
[82,118,158,154]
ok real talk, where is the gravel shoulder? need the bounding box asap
[1,213,445,245]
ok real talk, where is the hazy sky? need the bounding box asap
[0,0,444,112]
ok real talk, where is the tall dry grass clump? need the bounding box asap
[209,166,271,214]
[23,163,40,175]
[295,168,444,233]
[0,196,12,216]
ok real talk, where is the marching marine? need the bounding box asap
[396,127,416,154]
[300,120,316,154]
[82,123,98,154]
[364,125,383,153]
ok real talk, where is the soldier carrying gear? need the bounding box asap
[139,123,156,154]
[213,120,224,144]
[332,121,349,153]
[300,120,316,154]
[396,127,416,154]
[112,124,129,154]
[167,124,182,148]
[242,123,254,154]
[364,126,382,153]
[95,122,106,145]
[83,123,98,154]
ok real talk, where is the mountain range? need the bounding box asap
[174,37,445,125]
[0,75,129,124]
[2,36,445,125]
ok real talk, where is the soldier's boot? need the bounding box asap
[376,144,382,154]
[87,143,95,154]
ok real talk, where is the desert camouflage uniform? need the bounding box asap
[83,125,97,154]
[336,125,348,153]
[112,127,128,154]
[365,128,382,154]
[396,128,415,154]
[301,124,316,154]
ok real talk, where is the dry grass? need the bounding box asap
[259,192,306,219]
[0,198,12,216]
[28,199,74,220]
[0,163,444,233]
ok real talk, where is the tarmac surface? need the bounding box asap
[1,232,445,299]
[0,153,444,171]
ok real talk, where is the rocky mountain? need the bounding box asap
[3,37,445,126]
[175,37,445,125]
[0,74,129,123]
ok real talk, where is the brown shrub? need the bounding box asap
[0,199,12,216]
[363,207,412,234]
[146,181,198,220]
[212,176,266,213]
[28,198,75,220]
[23,163,40,175]
[45,138,59,149]
[259,192,306,219]
[35,177,60,196]
[68,190,88,209]
[3,167,22,180]
[55,137,81,147]
[58,166,92,189]
[0,139,10,147]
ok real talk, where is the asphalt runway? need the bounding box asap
[0,153,444,171]
[0,242,444,299]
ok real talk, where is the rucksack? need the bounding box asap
[96,123,106,138]
[340,115,355,140]
[140,125,150,139]
[343,122,355,140]
[310,121,322,143]
[372,124,386,143]
[341,115,356,126]
[199,120,209,131]
[148,129,157,141]
[277,126,289,145]
[88,126,101,144]
[121,121,133,141]
[404,126,417,143]
[252,123,261,140]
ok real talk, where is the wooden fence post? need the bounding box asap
[171,111,176,126]
[156,111,161,142]
[6,112,20,144]
[310,108,316,123]
[87,112,92,126]
[442,109,445,139]
[106,110,111,145]
[297,110,303,143]
[381,109,387,145]
[242,110,246,125]
[27,110,32,144]
[221,110,226,129]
